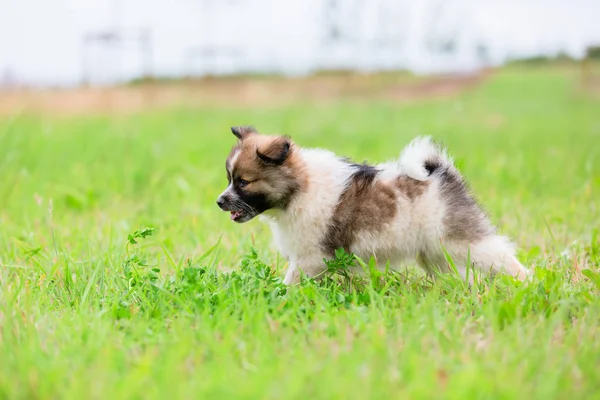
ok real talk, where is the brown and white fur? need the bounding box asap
[217,126,530,285]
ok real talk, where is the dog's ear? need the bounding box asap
[257,136,291,166]
[231,126,257,140]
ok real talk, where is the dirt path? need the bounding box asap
[0,71,490,116]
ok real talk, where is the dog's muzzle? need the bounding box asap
[216,190,252,222]
[216,195,228,210]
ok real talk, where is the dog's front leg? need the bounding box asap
[283,263,301,285]
[282,258,328,285]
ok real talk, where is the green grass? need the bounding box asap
[1,65,600,399]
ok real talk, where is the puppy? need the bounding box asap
[217,126,529,285]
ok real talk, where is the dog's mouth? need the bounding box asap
[218,196,259,223]
[227,209,257,223]
[230,210,244,221]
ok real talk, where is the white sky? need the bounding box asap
[1,0,599,86]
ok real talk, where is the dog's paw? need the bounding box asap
[283,267,301,285]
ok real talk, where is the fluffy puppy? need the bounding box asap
[217,126,529,285]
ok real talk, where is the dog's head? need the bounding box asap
[216,126,304,223]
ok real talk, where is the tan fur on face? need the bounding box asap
[226,132,308,210]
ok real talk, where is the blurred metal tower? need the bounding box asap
[80,0,153,85]
[81,29,153,85]
[183,0,244,77]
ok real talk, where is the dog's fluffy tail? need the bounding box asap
[399,136,456,181]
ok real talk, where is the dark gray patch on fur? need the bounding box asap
[322,164,397,255]
[348,163,379,189]
[434,166,495,241]
[424,160,441,175]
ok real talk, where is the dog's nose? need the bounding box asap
[216,196,227,209]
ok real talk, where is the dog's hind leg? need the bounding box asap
[418,250,476,284]
[470,235,530,280]
[445,235,530,281]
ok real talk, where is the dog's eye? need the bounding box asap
[238,179,249,188]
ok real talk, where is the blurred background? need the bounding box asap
[1,0,600,87]
[2,0,600,116]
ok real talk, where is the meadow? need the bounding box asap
[1,64,599,399]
